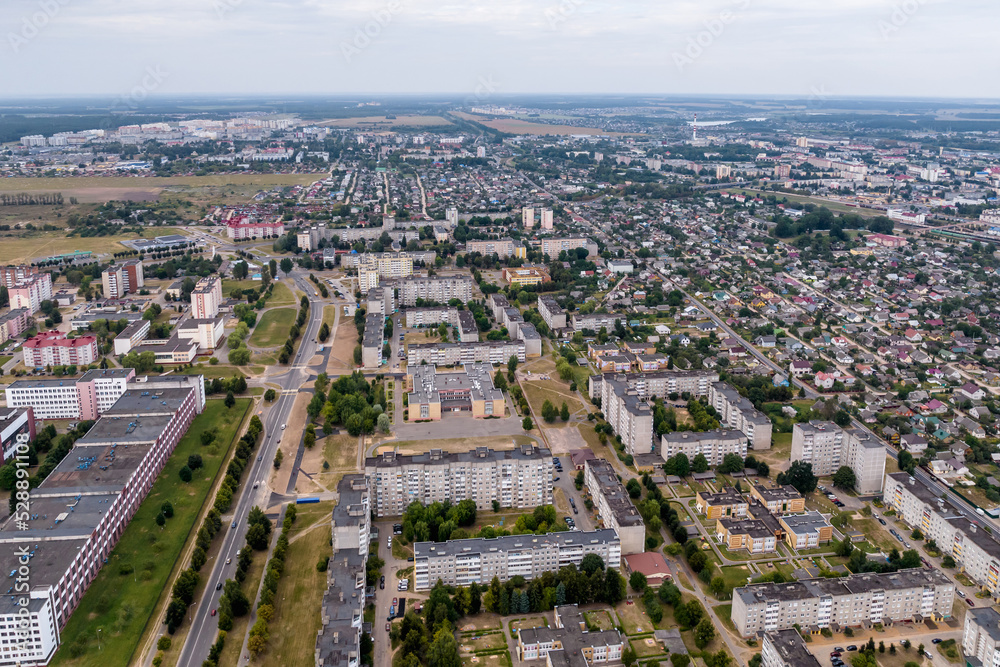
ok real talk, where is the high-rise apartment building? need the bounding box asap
[791,421,885,494]
[101,259,144,299]
[365,444,553,517]
[396,276,474,306]
[540,208,553,230]
[709,382,773,450]
[761,630,822,667]
[522,207,535,228]
[963,607,1000,667]
[660,430,747,467]
[584,458,645,554]
[191,276,223,319]
[9,273,53,313]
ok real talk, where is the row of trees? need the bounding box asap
[278,296,311,364]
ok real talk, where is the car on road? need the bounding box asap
[386,623,391,632]
[216,582,223,591]
[281,424,286,430]
[226,557,232,565]
[392,597,398,606]
[931,638,942,644]
[211,609,217,616]
[846,646,857,652]
[232,521,237,528]
[957,589,967,598]
[380,580,385,590]
[967,598,976,606]
[554,477,560,482]
[878,518,887,525]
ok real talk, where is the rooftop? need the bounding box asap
[414,529,619,559]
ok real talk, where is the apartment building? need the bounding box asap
[0,376,204,666]
[538,297,567,330]
[365,443,552,517]
[598,376,653,457]
[6,368,147,421]
[749,484,805,515]
[540,209,554,230]
[414,529,620,590]
[517,605,622,667]
[791,422,885,494]
[396,275,474,306]
[0,308,30,344]
[589,370,719,403]
[407,340,525,367]
[404,306,459,328]
[175,317,225,350]
[0,407,35,465]
[191,276,223,319]
[362,312,385,368]
[884,472,1000,600]
[661,429,747,467]
[356,252,415,280]
[762,630,822,667]
[404,363,505,421]
[522,207,535,228]
[316,475,370,667]
[10,273,53,313]
[584,458,645,554]
[963,607,1000,667]
[731,568,954,637]
[466,238,520,259]
[225,217,283,239]
[696,487,748,520]
[113,319,151,355]
[0,265,38,288]
[101,259,144,299]
[571,313,622,332]
[458,310,479,343]
[540,236,595,258]
[22,331,98,368]
[709,382,773,450]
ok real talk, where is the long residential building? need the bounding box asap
[407,340,524,366]
[403,306,459,328]
[571,313,622,333]
[660,429,747,467]
[762,630,822,667]
[731,567,955,637]
[598,375,653,457]
[588,370,719,403]
[22,331,98,368]
[0,375,205,666]
[413,529,620,590]
[584,458,645,554]
[708,382,773,450]
[395,275,475,306]
[466,238,520,258]
[539,236,596,258]
[316,475,370,667]
[791,422,885,494]
[517,604,623,667]
[884,472,1000,599]
[362,312,385,368]
[365,443,553,517]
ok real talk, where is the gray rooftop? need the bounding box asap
[765,629,822,667]
[585,459,644,528]
[779,511,830,535]
[414,529,618,559]
[367,442,550,469]
[735,567,953,607]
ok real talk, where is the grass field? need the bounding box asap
[454,112,637,137]
[0,227,188,264]
[323,433,359,471]
[257,503,334,667]
[269,281,295,306]
[725,188,886,218]
[222,279,261,297]
[317,115,452,128]
[0,174,325,193]
[51,398,252,667]
[249,308,295,347]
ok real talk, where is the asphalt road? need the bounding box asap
[175,271,327,666]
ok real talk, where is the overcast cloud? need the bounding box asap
[0,0,994,99]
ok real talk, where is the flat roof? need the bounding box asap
[585,459,644,528]
[414,529,618,559]
[765,630,822,667]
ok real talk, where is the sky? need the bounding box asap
[0,0,995,100]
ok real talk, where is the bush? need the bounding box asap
[179,465,192,482]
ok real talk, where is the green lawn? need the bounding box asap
[222,279,260,297]
[51,398,252,667]
[249,307,296,347]
[269,281,295,306]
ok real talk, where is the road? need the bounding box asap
[175,271,328,666]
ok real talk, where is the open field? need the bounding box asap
[249,307,295,347]
[317,115,452,128]
[0,227,188,264]
[269,281,296,306]
[0,174,324,196]
[257,503,333,667]
[455,112,638,137]
[222,279,260,297]
[725,188,886,218]
[323,433,359,471]
[50,398,252,667]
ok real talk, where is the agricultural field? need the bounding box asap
[317,115,452,128]
[454,112,636,137]
[0,226,189,264]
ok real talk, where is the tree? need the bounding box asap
[626,478,642,498]
[776,460,817,494]
[832,465,857,491]
[541,399,558,423]
[428,622,461,667]
[279,257,293,275]
[560,402,570,422]
[580,553,605,575]
[179,465,192,482]
[718,453,745,474]
[187,454,203,470]
[522,416,533,431]
[377,413,391,433]
[709,576,727,598]
[897,450,916,474]
[225,391,236,408]
[629,571,647,592]
[691,453,709,473]
[161,501,174,518]
[156,512,166,527]
[942,555,956,568]
[264,388,276,402]
[246,523,269,550]
[694,618,716,648]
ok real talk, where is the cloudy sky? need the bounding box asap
[0,0,994,99]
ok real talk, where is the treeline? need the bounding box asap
[278,295,310,364]
[401,502,565,543]
[0,193,64,206]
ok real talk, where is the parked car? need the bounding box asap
[957,589,967,598]
[931,638,942,644]
[830,652,841,657]
[846,646,857,652]
[967,598,976,606]
[878,518,886,525]
[386,623,391,632]
[834,647,844,653]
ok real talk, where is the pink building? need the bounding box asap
[225,216,284,240]
[9,272,53,312]
[22,331,98,368]
[0,307,30,343]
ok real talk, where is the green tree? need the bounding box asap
[179,465,192,482]
[541,399,558,423]
[694,618,715,648]
[225,391,236,408]
[264,388,276,402]
[522,416,533,431]
[428,622,461,667]
[691,453,709,473]
[776,460,818,494]
[560,402,570,422]
[279,257,293,275]
[629,571,647,592]
[832,465,857,491]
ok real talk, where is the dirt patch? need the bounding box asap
[269,392,309,493]
[327,319,357,373]
[543,424,587,455]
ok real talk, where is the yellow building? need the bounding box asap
[501,266,548,287]
[748,484,805,514]
[406,362,505,420]
[696,488,748,520]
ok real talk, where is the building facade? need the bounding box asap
[22,332,98,368]
[191,276,223,320]
[791,422,885,494]
[761,630,822,667]
[584,458,645,554]
[396,276,475,306]
[963,607,1000,667]
[407,340,525,367]
[709,382,773,450]
[660,429,747,467]
[517,605,622,667]
[404,363,505,421]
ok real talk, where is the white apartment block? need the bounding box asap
[598,377,653,457]
[709,382,773,450]
[466,238,518,259]
[396,276,474,306]
[356,253,414,279]
[584,458,645,554]
[538,296,567,330]
[963,607,1000,667]
[407,340,525,367]
[414,529,620,590]
[540,208,553,230]
[403,307,459,329]
[571,313,622,332]
[364,444,553,517]
[6,381,80,420]
[540,237,593,258]
[588,370,719,403]
[791,421,885,494]
[884,472,1000,599]
[190,276,222,319]
[761,630,822,667]
[731,568,955,637]
[661,429,747,467]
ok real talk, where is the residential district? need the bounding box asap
[3,100,1000,667]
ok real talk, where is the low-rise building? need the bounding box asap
[404,363,505,421]
[696,487,748,519]
[749,484,805,514]
[778,512,832,549]
[414,529,620,590]
[113,319,151,355]
[584,458,645,554]
[716,517,779,554]
[502,267,548,287]
[175,317,225,350]
[517,605,623,666]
